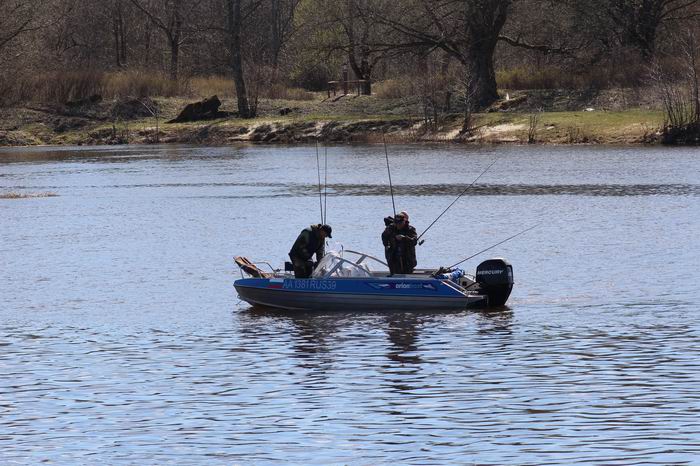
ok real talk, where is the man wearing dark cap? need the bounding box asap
[289,224,333,278]
[381,211,417,275]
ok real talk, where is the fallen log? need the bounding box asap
[167,95,232,123]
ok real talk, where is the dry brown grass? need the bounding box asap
[374,79,416,99]
[3,70,103,104]
[1,70,316,105]
[190,76,315,100]
[105,70,180,98]
[189,76,236,98]
[497,63,648,90]
[2,69,181,104]
[263,83,315,101]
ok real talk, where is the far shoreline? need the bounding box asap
[0,91,666,149]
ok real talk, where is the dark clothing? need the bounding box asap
[382,222,418,274]
[289,224,326,278]
[290,257,314,279]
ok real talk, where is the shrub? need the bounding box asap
[262,82,315,100]
[104,70,179,98]
[1,69,181,105]
[289,64,333,91]
[497,66,571,90]
[497,62,649,91]
[374,79,416,99]
[190,76,236,98]
[173,74,316,100]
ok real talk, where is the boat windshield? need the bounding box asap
[312,252,372,278]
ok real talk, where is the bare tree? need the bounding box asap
[339,0,387,95]
[0,0,50,51]
[112,0,129,67]
[45,0,120,67]
[372,0,511,108]
[568,0,700,60]
[612,0,700,59]
[268,0,301,68]
[373,0,575,108]
[649,29,700,143]
[129,0,204,81]
[454,71,478,135]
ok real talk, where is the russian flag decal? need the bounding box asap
[268,278,284,289]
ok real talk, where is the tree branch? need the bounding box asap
[498,35,573,55]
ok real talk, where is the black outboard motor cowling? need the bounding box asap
[476,258,513,306]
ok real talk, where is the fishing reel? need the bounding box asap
[431,266,453,278]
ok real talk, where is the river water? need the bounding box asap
[1,144,699,465]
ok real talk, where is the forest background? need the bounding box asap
[2,0,700,145]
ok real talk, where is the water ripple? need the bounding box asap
[1,145,699,464]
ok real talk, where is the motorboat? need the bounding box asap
[234,250,513,312]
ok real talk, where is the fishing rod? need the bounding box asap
[446,223,540,269]
[323,146,328,224]
[383,134,397,218]
[315,139,324,224]
[417,157,499,244]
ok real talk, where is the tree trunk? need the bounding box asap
[270,0,281,67]
[345,0,372,95]
[630,6,660,61]
[465,42,499,109]
[360,54,371,95]
[686,31,700,123]
[348,58,372,95]
[169,1,182,82]
[462,0,509,109]
[169,38,179,81]
[226,0,251,118]
[112,0,127,67]
[113,18,122,67]
[363,77,371,95]
[119,3,127,65]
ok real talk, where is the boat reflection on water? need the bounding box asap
[236,306,514,369]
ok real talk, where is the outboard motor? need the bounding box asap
[476,258,513,306]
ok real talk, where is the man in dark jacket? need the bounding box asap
[289,224,332,278]
[381,211,417,275]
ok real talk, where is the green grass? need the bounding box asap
[479,109,661,126]
[474,109,663,143]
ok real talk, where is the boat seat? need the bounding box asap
[234,256,272,278]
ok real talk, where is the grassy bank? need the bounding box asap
[476,109,662,144]
[0,91,665,147]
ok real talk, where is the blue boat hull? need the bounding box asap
[234,277,487,311]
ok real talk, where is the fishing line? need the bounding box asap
[315,139,324,224]
[447,223,540,269]
[383,134,397,218]
[323,146,328,224]
[417,156,499,243]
